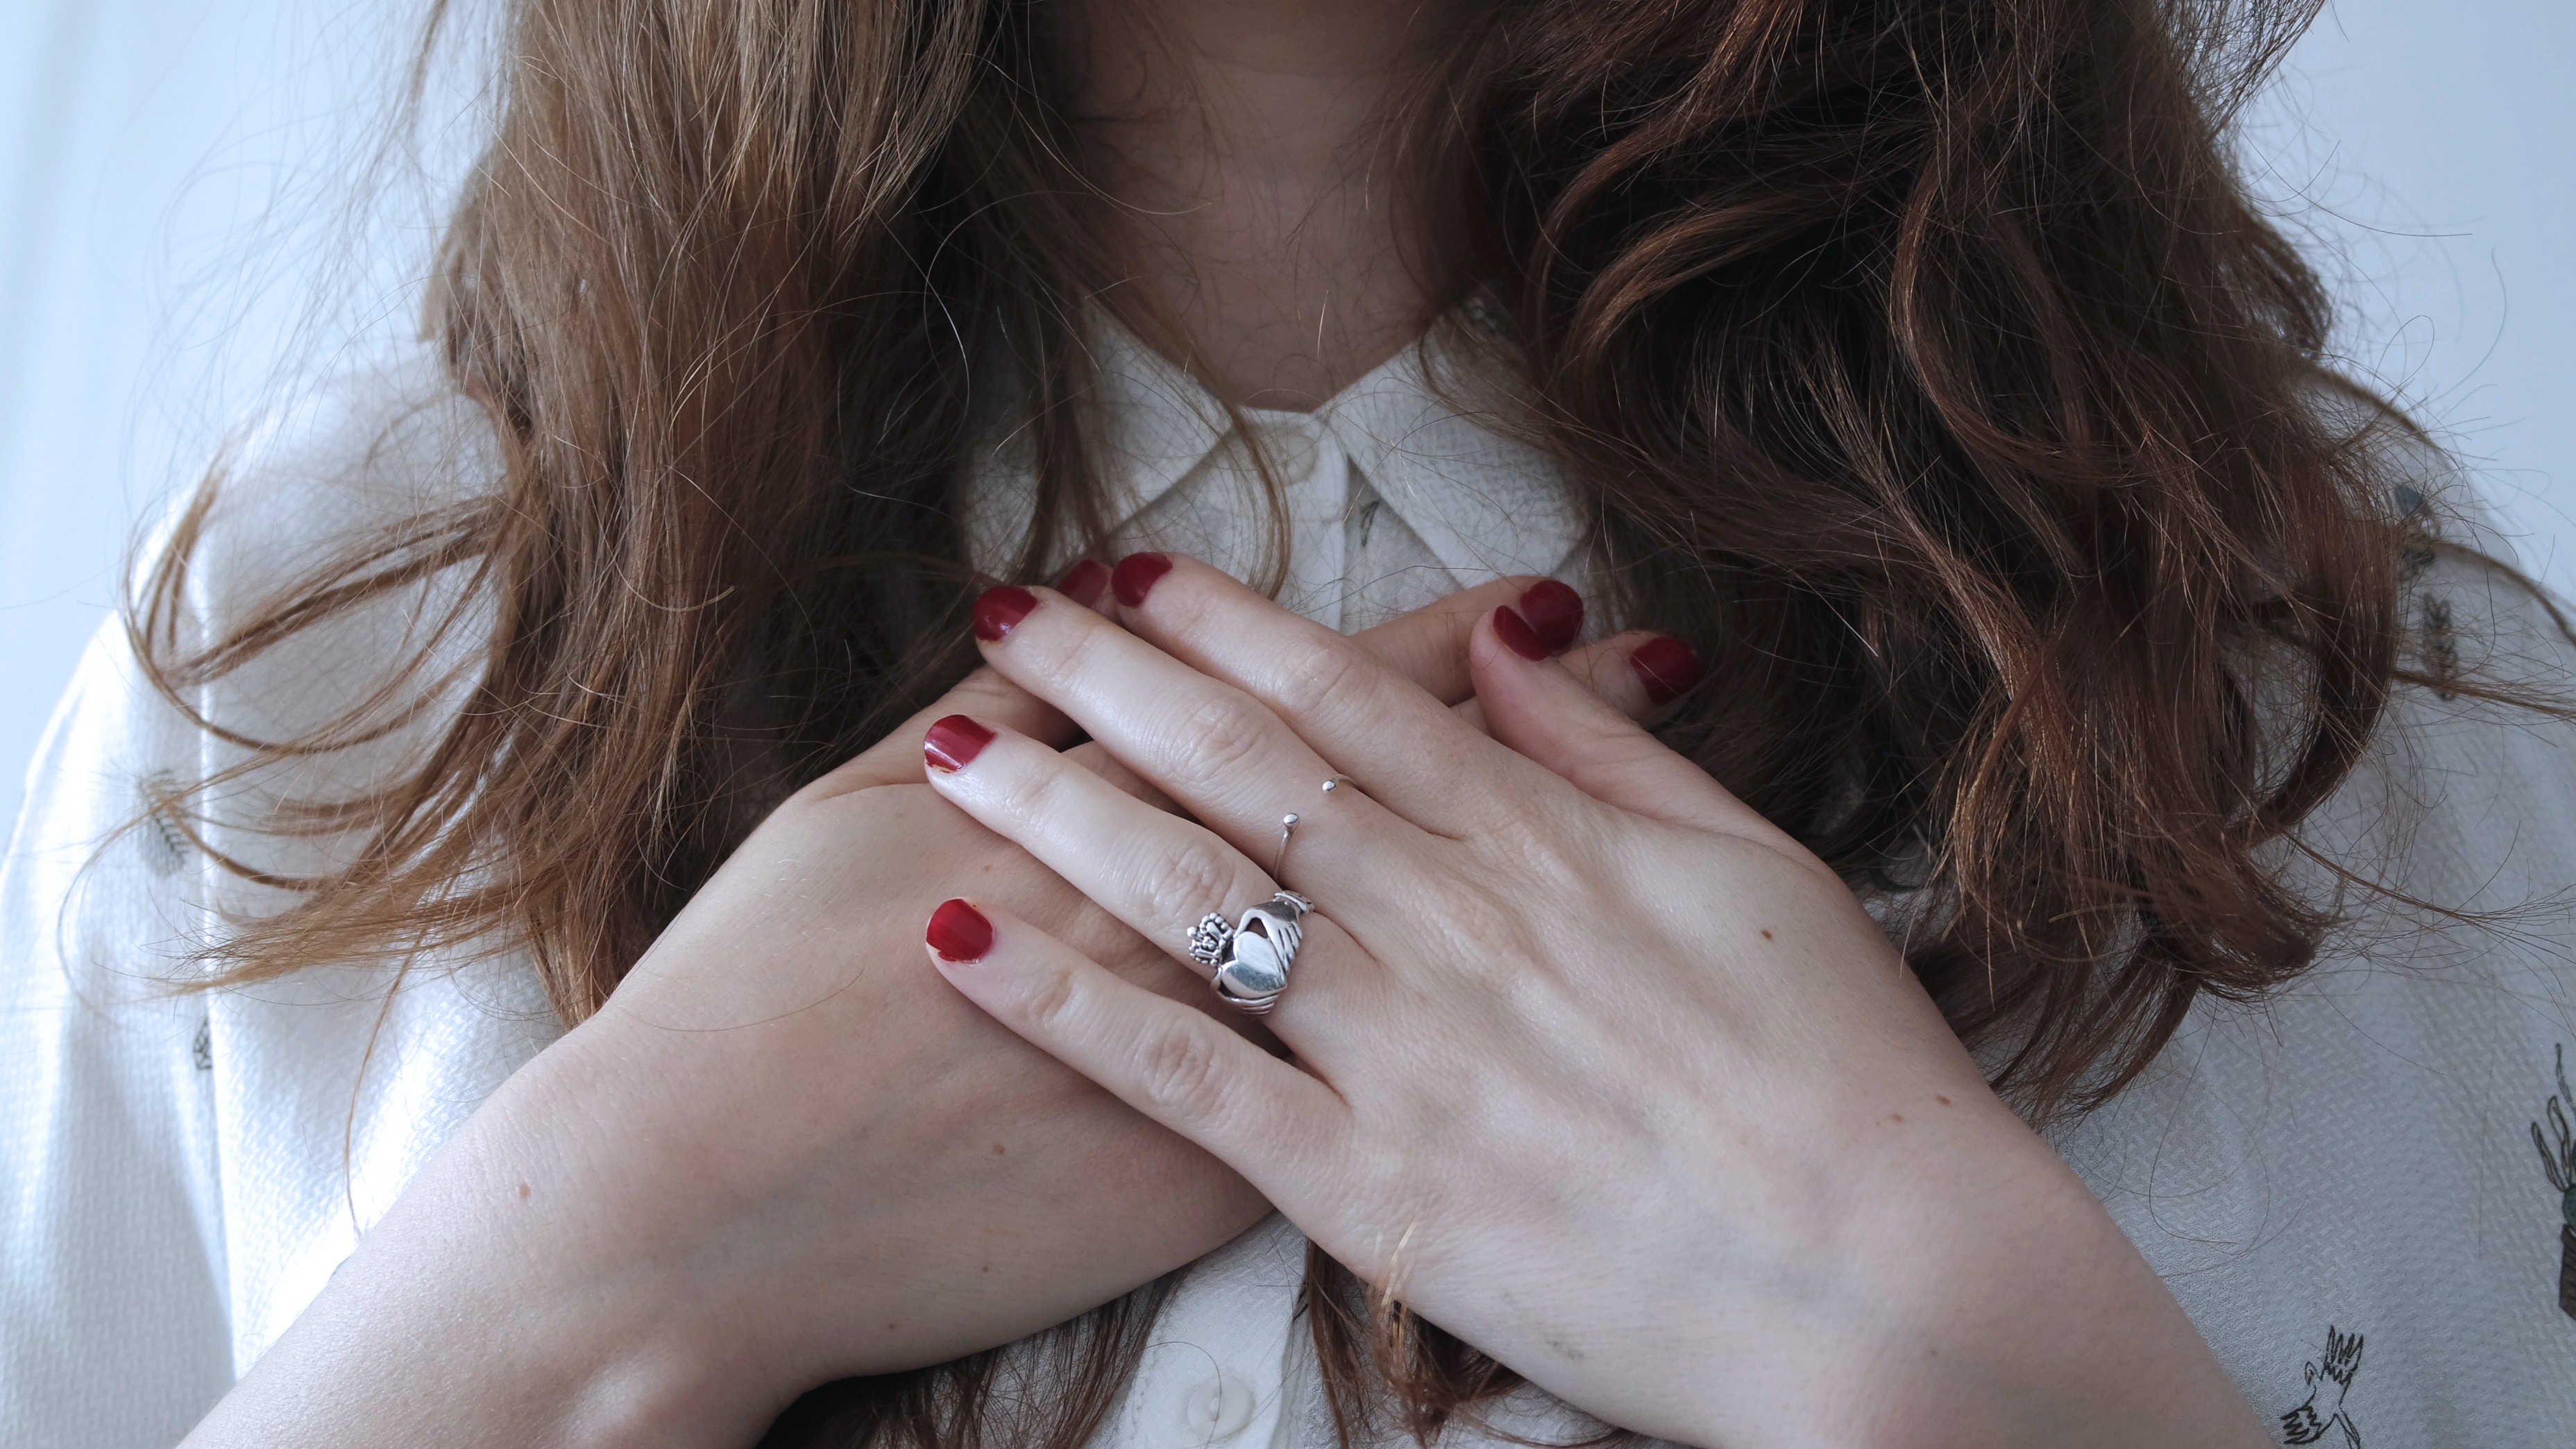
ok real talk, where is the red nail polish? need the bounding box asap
[927,898,994,963]
[1111,552,1172,607]
[1518,579,1584,652]
[972,586,1037,642]
[924,713,996,773]
[1057,559,1110,608]
[1629,634,1701,706]
[1493,605,1550,661]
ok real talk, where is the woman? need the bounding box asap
[3,0,2569,1442]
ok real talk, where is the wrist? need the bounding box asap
[186,1050,788,1449]
[1660,1105,2266,1449]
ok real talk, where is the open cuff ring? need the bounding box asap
[1273,777,1353,876]
[1187,890,1314,1015]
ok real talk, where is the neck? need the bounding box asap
[1060,0,1463,409]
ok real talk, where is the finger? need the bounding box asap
[968,578,1490,861]
[1053,557,1566,839]
[1451,629,1660,734]
[1062,740,1174,812]
[1053,557,1115,613]
[803,561,1119,801]
[925,713,1406,1074]
[921,713,1390,1016]
[922,897,1346,1198]
[1468,607,1777,840]
[801,666,1078,801]
[1344,576,1585,706]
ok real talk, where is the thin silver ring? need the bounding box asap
[1274,777,1355,876]
[1187,890,1314,1015]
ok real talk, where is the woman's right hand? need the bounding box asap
[181,573,1687,1449]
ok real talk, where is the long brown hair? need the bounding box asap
[140,0,2466,1439]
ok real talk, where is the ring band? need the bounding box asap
[1187,890,1314,1015]
[1274,778,1354,876]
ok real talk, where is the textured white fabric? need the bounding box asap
[1,330,2571,1448]
[965,319,1586,629]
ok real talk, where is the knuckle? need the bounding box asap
[1481,809,1584,886]
[1161,690,1274,786]
[992,747,1078,824]
[1269,639,1371,719]
[1042,615,1118,685]
[1134,1020,1228,1119]
[1136,836,1244,929]
[1018,960,1083,1033]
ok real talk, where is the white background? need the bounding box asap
[2,0,2570,836]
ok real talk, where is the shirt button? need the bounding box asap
[1177,1370,1257,1443]
[1257,416,1323,486]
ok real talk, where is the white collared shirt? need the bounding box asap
[3,336,2573,1448]
[964,317,1586,629]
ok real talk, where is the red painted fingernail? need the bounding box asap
[1518,579,1584,652]
[927,898,994,963]
[972,586,1037,642]
[1629,634,1701,706]
[1493,605,1550,661]
[1112,552,1172,607]
[1056,559,1110,608]
[924,713,996,773]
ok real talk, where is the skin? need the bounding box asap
[178,0,2266,1443]
[924,559,2275,1448]
[1061,0,1464,407]
[176,580,1668,1447]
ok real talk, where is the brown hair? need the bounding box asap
[138,0,2471,1440]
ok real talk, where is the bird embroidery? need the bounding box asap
[2278,1326,2363,1448]
[2532,1044,2576,1318]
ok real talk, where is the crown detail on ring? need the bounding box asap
[1186,912,1234,967]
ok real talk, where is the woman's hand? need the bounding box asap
[918,555,2273,1449]
[181,571,1672,1449]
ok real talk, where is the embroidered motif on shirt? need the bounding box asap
[2527,1042,2576,1319]
[191,1017,213,1072]
[2418,593,2461,701]
[2387,481,2463,698]
[136,770,191,876]
[2278,1325,2364,1447]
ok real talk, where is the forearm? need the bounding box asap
[1660,1112,2269,1449]
[180,1055,781,1449]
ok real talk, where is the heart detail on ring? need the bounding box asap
[1216,909,1299,999]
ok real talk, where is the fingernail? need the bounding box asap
[927,898,994,963]
[1056,559,1110,608]
[1629,634,1701,706]
[1492,605,1550,661]
[972,585,1037,642]
[1112,552,1172,607]
[1518,579,1584,652]
[924,713,996,773]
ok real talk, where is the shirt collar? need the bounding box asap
[1071,314,1584,581]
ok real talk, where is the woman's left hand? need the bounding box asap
[919,554,2269,1449]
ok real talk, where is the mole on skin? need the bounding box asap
[516,1183,530,1200]
[1759,929,1773,940]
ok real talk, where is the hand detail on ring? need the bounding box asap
[1187,891,1313,1015]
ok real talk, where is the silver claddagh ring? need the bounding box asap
[1186,890,1313,1016]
